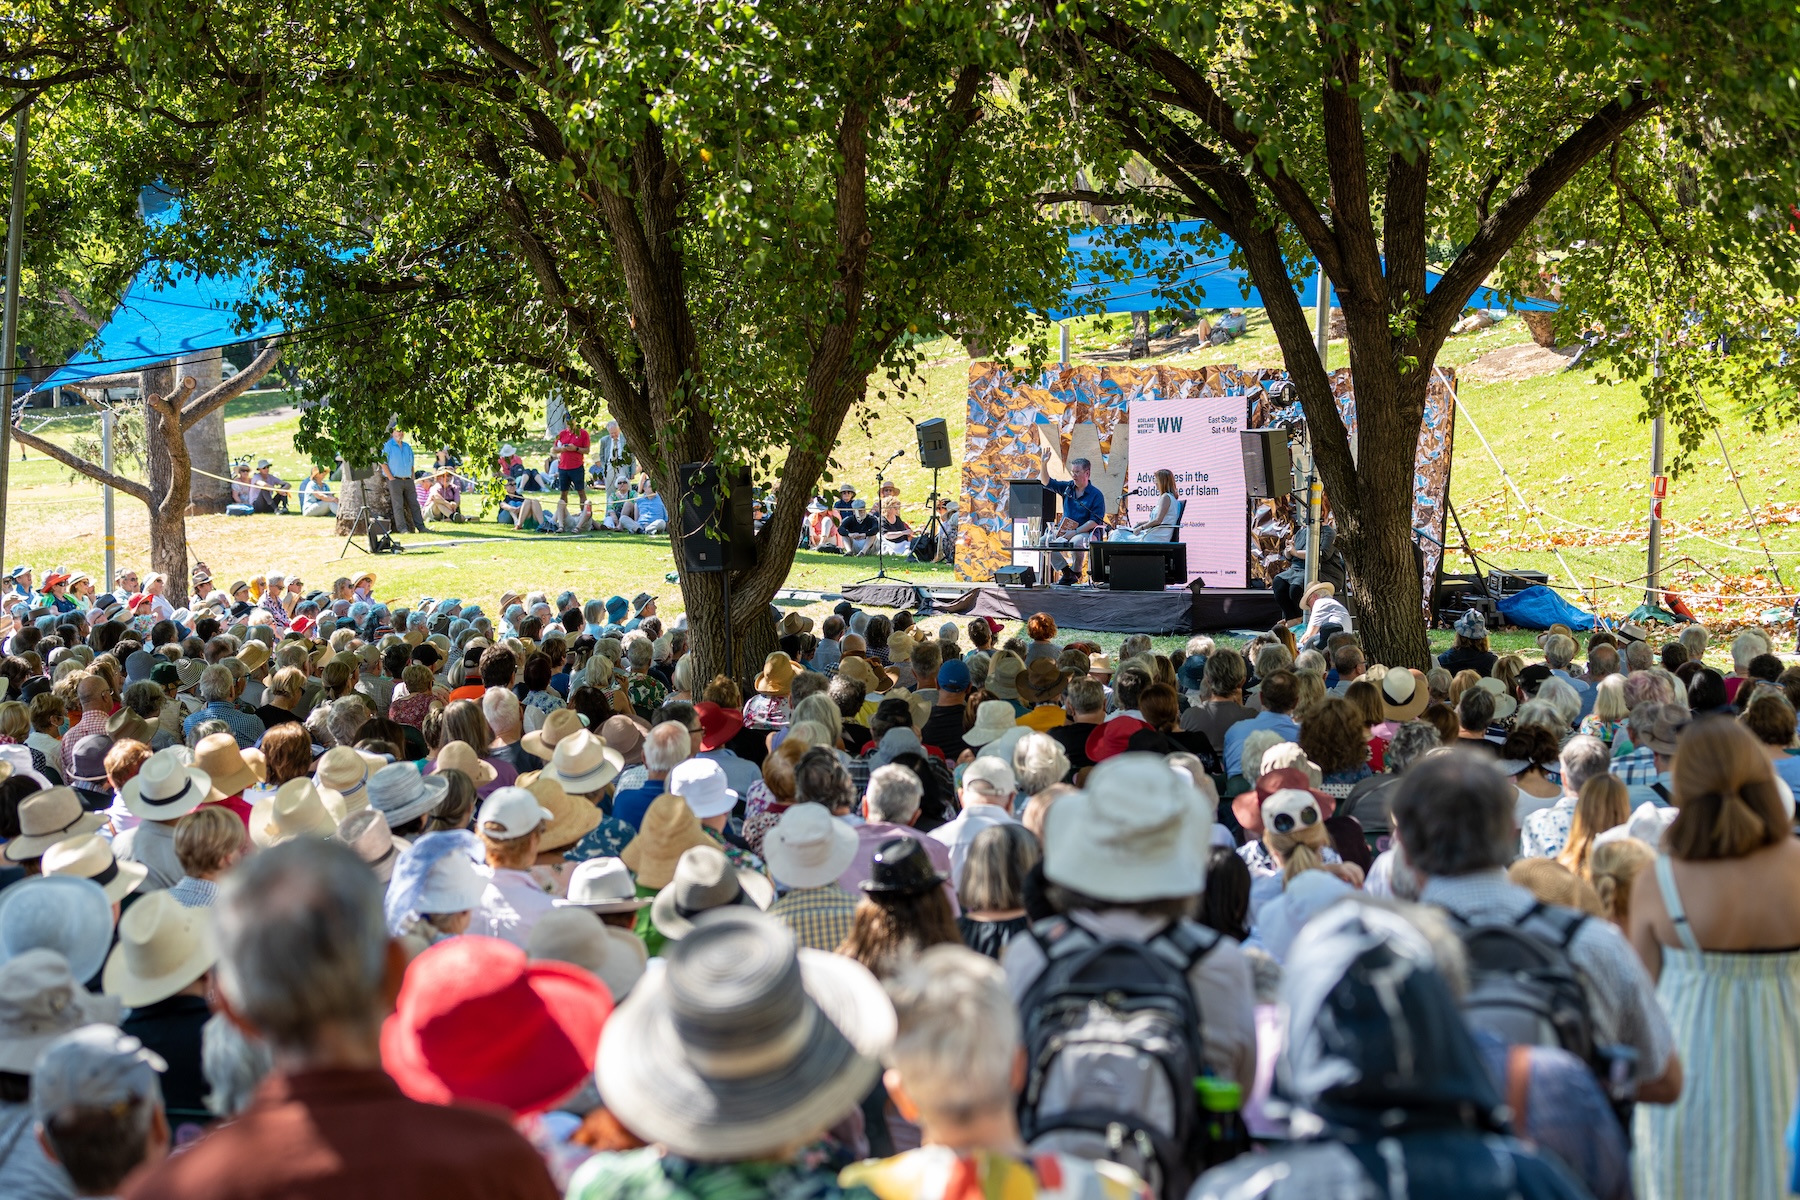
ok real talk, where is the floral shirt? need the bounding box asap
[1579,714,1623,747]
[742,780,793,857]
[1520,795,1577,859]
[390,690,435,728]
[569,1148,874,1200]
[627,673,667,721]
[743,693,790,729]
[563,815,640,863]
[842,1147,1151,1200]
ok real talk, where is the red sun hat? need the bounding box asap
[290,615,315,635]
[693,701,745,753]
[381,935,613,1116]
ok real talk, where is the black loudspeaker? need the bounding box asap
[916,418,952,469]
[995,565,1034,587]
[1240,428,1293,499]
[1007,479,1047,520]
[677,462,756,573]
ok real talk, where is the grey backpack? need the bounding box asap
[1017,917,1219,1200]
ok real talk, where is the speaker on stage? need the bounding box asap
[677,462,757,573]
[1240,428,1294,499]
[916,418,952,469]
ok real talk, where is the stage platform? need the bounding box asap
[838,581,1284,635]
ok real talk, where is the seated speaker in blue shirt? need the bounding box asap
[1037,453,1107,585]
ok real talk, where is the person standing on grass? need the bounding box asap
[555,423,590,512]
[380,424,427,534]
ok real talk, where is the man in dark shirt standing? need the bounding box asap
[919,660,972,759]
[124,841,556,1200]
[1038,452,1107,585]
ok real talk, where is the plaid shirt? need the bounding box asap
[1610,745,1660,785]
[768,883,859,951]
[167,876,219,908]
[61,706,110,778]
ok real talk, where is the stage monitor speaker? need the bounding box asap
[1240,428,1293,499]
[916,418,952,469]
[995,565,1034,588]
[677,462,757,573]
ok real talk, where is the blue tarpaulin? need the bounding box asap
[1048,221,1558,322]
[31,187,289,392]
[1495,585,1596,632]
[31,217,1555,391]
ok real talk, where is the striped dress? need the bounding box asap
[1635,855,1800,1198]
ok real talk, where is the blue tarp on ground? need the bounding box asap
[1496,584,1596,632]
[1048,221,1559,321]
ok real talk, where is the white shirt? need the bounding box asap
[926,803,1018,889]
[476,866,558,949]
[148,594,175,622]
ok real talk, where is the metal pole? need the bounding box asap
[1647,345,1665,610]
[1059,321,1069,365]
[0,103,28,583]
[101,408,116,589]
[1313,267,1330,367]
[1302,431,1322,587]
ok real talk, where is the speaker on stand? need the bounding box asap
[910,419,953,564]
[676,463,756,574]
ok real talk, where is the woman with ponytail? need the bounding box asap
[1556,773,1632,883]
[1629,717,1800,1199]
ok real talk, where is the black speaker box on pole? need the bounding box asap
[1240,428,1293,499]
[677,463,756,573]
[916,418,952,469]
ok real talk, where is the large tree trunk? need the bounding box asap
[140,363,194,608]
[334,469,396,536]
[178,351,231,513]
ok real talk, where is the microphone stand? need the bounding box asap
[851,450,907,585]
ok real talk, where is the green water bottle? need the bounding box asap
[1194,1075,1249,1167]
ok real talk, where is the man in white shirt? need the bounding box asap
[927,756,1020,889]
[474,786,557,948]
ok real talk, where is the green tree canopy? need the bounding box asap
[72,0,1077,675]
[1013,0,1800,665]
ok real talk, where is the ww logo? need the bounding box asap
[1155,416,1183,433]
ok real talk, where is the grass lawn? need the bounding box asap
[8,306,1797,658]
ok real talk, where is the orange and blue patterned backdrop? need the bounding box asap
[956,362,1456,607]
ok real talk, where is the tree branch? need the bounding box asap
[440,2,543,78]
[1427,92,1660,337]
[8,425,150,502]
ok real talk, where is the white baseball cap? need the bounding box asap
[476,786,555,839]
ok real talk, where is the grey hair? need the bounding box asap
[214,840,390,1056]
[202,1012,273,1117]
[481,687,522,733]
[1068,457,1092,473]
[187,718,231,748]
[1389,750,1516,877]
[1513,698,1563,734]
[1559,733,1611,793]
[789,693,841,747]
[625,638,654,670]
[583,599,605,624]
[1383,720,1443,774]
[884,945,1019,1119]
[123,680,164,719]
[1679,624,1709,660]
[1066,676,1106,716]
[1542,633,1576,670]
[197,664,236,703]
[1535,676,1581,728]
[1624,641,1655,673]
[1119,634,1153,662]
[644,721,691,773]
[1012,732,1070,795]
[1253,643,1292,678]
[1293,649,1326,676]
[672,655,694,692]
[865,764,924,823]
[325,695,372,748]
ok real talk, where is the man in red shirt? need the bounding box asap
[554,424,590,511]
[124,840,556,1200]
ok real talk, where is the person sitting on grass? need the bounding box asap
[424,466,465,523]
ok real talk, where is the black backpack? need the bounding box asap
[1017,917,1225,1200]
[1449,902,1598,1066]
